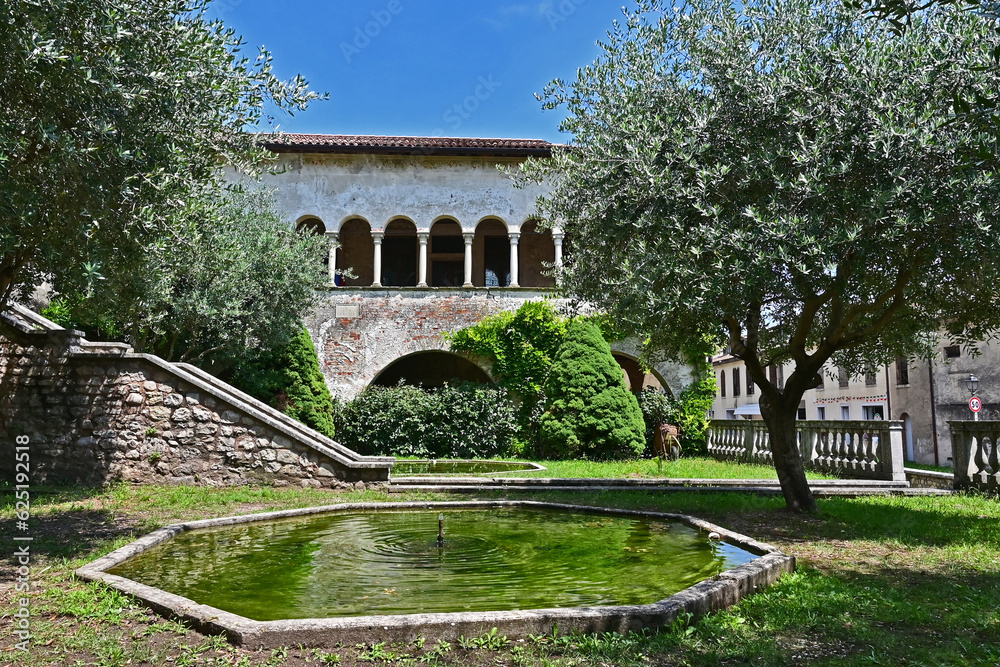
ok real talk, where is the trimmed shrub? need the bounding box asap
[228,327,337,440]
[334,383,518,459]
[538,320,646,460]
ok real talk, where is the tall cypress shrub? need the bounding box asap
[229,327,337,439]
[538,320,646,460]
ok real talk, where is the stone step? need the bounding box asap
[388,482,951,497]
[391,476,911,488]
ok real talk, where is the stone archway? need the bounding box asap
[370,350,494,389]
[609,339,696,398]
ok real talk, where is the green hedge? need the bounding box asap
[334,383,518,459]
[538,320,646,460]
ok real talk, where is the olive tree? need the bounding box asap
[523,0,1000,512]
[0,0,320,308]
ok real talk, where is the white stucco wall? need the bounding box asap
[255,153,551,233]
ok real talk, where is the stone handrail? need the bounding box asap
[708,419,906,482]
[949,421,1000,493]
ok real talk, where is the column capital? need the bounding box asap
[417,232,429,243]
[508,231,521,243]
[463,232,475,243]
[552,231,565,242]
[371,231,384,243]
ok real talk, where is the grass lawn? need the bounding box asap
[498,456,837,480]
[1,480,998,666]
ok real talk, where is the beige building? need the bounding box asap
[713,338,995,467]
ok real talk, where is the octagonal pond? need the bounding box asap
[105,505,758,621]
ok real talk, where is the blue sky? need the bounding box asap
[208,1,634,142]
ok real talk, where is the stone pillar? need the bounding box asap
[324,231,339,286]
[508,231,520,288]
[885,421,907,482]
[463,233,474,287]
[371,231,384,287]
[552,230,564,285]
[417,232,429,287]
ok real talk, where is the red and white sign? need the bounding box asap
[970,396,982,413]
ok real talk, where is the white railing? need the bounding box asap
[707,420,906,482]
[950,421,1000,494]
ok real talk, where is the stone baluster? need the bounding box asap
[371,231,384,287]
[508,232,520,287]
[463,233,474,288]
[417,232,429,288]
[324,231,340,286]
[553,230,564,285]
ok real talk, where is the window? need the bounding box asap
[841,405,850,420]
[777,365,784,390]
[944,345,961,359]
[797,407,807,420]
[816,371,825,390]
[483,236,510,287]
[746,364,754,395]
[768,365,777,385]
[895,356,909,386]
[720,370,727,398]
[817,406,826,420]
[838,367,849,388]
[863,405,885,420]
[733,368,741,397]
[865,372,877,387]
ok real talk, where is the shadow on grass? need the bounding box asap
[0,507,142,576]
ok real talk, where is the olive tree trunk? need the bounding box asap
[759,391,818,514]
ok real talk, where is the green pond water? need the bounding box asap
[107,508,757,621]
[392,459,540,475]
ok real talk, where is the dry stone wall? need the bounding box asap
[0,306,391,489]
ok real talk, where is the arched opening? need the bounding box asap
[473,218,510,287]
[337,218,374,286]
[371,351,494,389]
[296,216,326,235]
[519,220,555,288]
[429,219,464,287]
[901,412,915,461]
[383,219,418,287]
[612,352,667,394]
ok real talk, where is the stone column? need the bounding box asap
[371,231,384,287]
[417,232,429,287]
[324,231,339,286]
[508,231,520,288]
[552,230,564,285]
[463,233,474,287]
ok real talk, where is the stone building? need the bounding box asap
[251,134,694,399]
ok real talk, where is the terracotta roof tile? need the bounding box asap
[259,133,556,157]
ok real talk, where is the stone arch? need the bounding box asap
[337,218,374,287]
[611,350,669,395]
[336,214,371,233]
[370,350,495,389]
[610,339,696,399]
[473,217,511,287]
[429,218,464,287]
[519,219,555,288]
[383,218,418,287]
[295,215,326,235]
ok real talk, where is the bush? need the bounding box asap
[334,383,518,459]
[228,327,337,440]
[447,301,566,439]
[538,320,646,460]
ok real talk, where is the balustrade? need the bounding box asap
[950,421,1000,493]
[707,419,905,482]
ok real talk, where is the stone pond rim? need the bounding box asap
[75,500,796,648]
